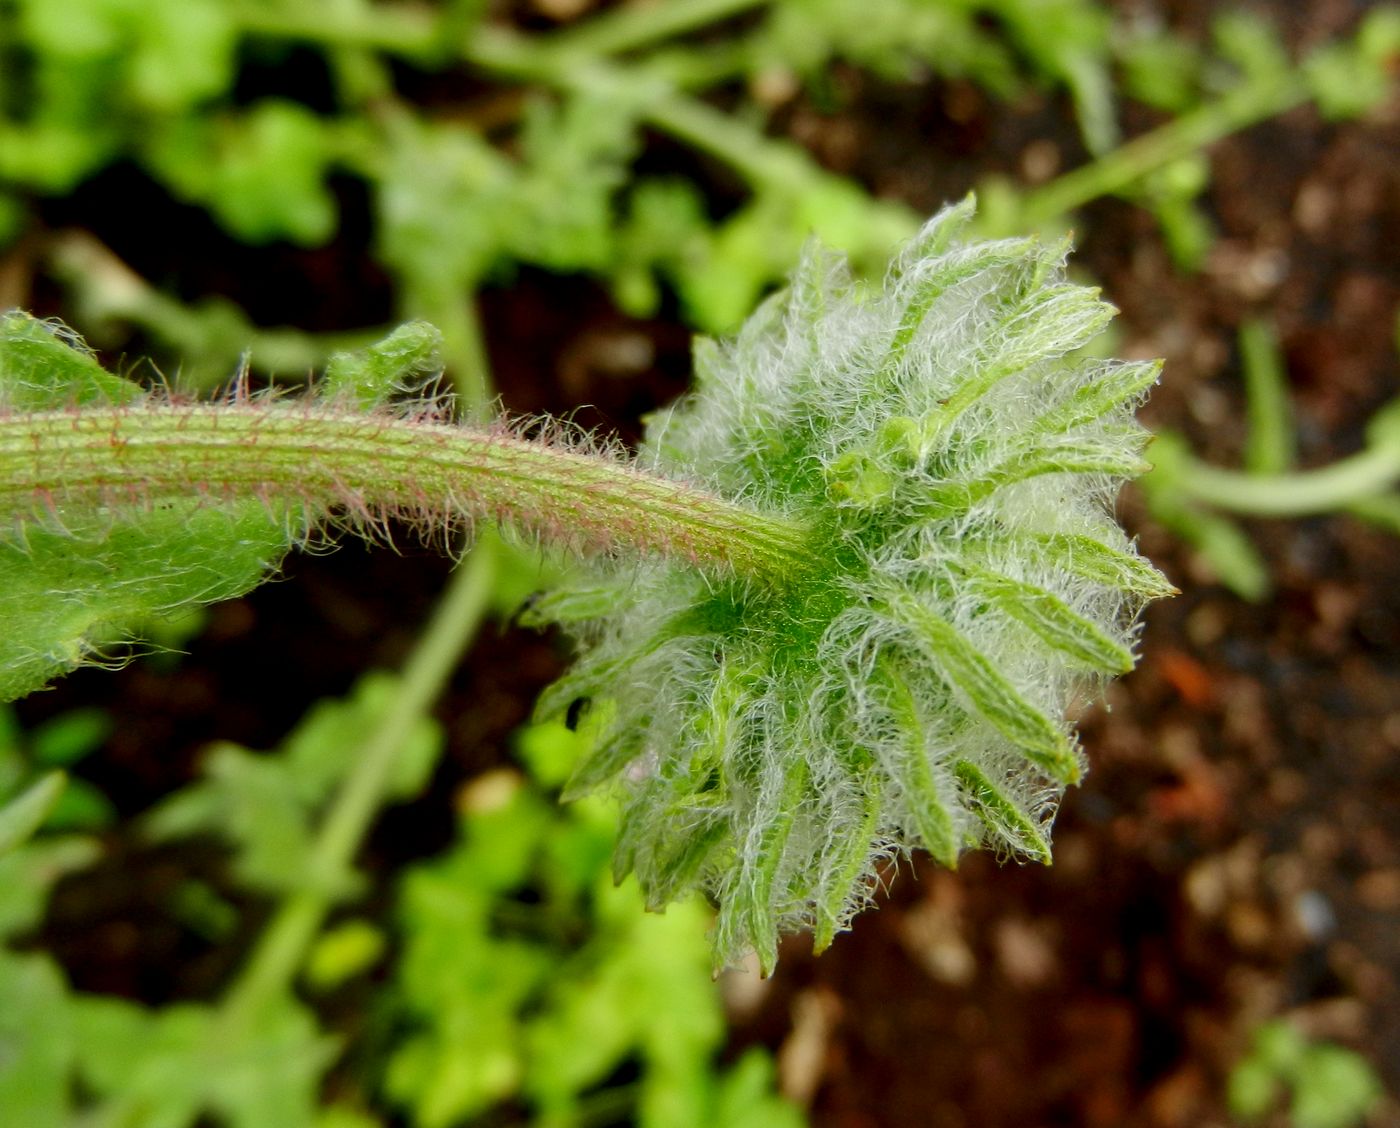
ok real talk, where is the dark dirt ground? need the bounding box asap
[6,2,1400,1125]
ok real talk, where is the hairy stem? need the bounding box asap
[0,404,811,577]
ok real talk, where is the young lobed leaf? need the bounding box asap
[0,317,441,703]
[533,197,1168,968]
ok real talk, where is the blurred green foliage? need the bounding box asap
[143,673,444,898]
[385,722,801,1128]
[0,681,804,1127]
[0,704,113,843]
[11,0,1389,362]
[1228,1021,1384,1128]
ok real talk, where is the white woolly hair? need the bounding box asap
[540,198,1170,972]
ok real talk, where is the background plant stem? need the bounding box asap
[524,0,768,59]
[398,274,493,417]
[1171,442,1400,516]
[1017,74,1310,227]
[219,534,497,1028]
[233,0,1317,234]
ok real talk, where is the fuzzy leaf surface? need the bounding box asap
[534,198,1166,967]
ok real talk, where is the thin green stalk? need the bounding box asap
[641,88,820,191]
[398,274,492,419]
[229,3,832,196]
[438,290,491,419]
[232,1,437,52]
[1017,73,1310,227]
[237,1,1318,226]
[219,535,497,1027]
[525,0,768,59]
[49,232,381,390]
[1,404,812,578]
[1173,442,1400,517]
[233,0,770,64]
[465,19,1316,217]
[463,30,816,191]
[1239,318,1295,475]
